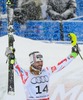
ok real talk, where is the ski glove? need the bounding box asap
[5,47,15,64]
[71,44,81,58]
[5,47,15,57]
[72,44,80,54]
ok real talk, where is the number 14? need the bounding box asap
[36,85,48,94]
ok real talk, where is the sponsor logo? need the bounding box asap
[31,75,49,84]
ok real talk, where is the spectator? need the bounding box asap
[46,0,77,20]
[14,0,42,24]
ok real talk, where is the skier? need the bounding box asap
[46,0,77,20]
[5,40,80,100]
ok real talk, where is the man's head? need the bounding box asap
[29,51,43,75]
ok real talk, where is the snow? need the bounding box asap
[0,35,83,100]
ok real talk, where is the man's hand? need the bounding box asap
[68,33,83,59]
[5,47,15,57]
[5,47,15,64]
[72,44,80,54]
[51,14,62,20]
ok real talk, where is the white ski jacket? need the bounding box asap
[14,53,77,100]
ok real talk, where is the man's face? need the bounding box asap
[32,61,43,71]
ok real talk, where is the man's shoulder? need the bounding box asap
[42,67,50,72]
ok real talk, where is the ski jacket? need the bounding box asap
[14,53,77,100]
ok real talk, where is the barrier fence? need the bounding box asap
[0,20,83,42]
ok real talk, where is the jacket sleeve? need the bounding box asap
[61,0,77,19]
[14,62,29,84]
[48,52,78,74]
[46,0,60,17]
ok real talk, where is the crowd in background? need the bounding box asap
[0,0,77,24]
[14,0,77,24]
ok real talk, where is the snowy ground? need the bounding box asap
[0,35,83,100]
